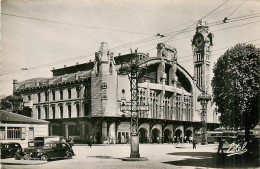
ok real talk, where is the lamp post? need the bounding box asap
[119,49,148,161]
[197,91,211,145]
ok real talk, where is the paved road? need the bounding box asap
[1,143,259,169]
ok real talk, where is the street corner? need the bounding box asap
[0,158,47,165]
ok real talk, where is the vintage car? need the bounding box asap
[1,142,22,159]
[25,141,75,161]
[16,136,63,160]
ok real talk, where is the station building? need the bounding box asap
[13,21,218,144]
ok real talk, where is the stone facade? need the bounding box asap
[13,21,218,144]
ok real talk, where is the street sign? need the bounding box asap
[120,105,149,112]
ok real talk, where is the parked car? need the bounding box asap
[16,136,63,160]
[26,141,75,161]
[1,142,22,159]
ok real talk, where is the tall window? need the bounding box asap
[60,106,63,118]
[52,106,55,119]
[76,104,80,117]
[68,105,71,118]
[84,86,88,97]
[45,91,48,101]
[76,88,80,98]
[52,91,55,101]
[0,127,5,140]
[68,89,71,99]
[38,107,41,119]
[84,103,89,116]
[29,127,34,140]
[28,95,31,101]
[60,90,63,100]
[45,106,48,119]
[38,93,41,102]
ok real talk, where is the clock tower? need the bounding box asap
[192,20,213,92]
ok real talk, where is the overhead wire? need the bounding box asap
[145,0,231,53]
[1,12,154,36]
[1,18,259,77]
[2,0,260,77]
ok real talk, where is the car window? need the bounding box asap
[62,144,67,148]
[14,144,20,148]
[44,143,51,148]
[28,142,35,147]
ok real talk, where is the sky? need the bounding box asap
[1,0,260,96]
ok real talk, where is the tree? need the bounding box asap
[0,95,13,110]
[0,95,23,113]
[212,43,259,143]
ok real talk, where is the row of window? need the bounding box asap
[27,86,90,103]
[0,127,34,140]
[37,103,90,119]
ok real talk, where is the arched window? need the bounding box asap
[84,103,89,116]
[52,106,55,119]
[38,107,41,119]
[45,92,48,101]
[68,104,71,118]
[52,91,55,101]
[38,93,41,102]
[60,90,63,100]
[68,89,71,99]
[76,104,80,117]
[44,106,48,119]
[60,106,63,118]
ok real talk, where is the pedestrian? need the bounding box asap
[217,138,224,154]
[88,136,92,148]
[193,139,197,149]
[69,137,74,147]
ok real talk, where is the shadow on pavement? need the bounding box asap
[163,152,260,168]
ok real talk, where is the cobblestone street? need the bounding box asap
[1,143,259,169]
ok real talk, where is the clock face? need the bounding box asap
[195,36,204,48]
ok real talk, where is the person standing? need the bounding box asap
[217,138,224,154]
[193,139,197,149]
[88,136,92,148]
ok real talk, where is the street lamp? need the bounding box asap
[197,91,211,145]
[119,49,148,161]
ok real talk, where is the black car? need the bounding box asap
[1,142,22,159]
[15,140,44,160]
[27,141,75,161]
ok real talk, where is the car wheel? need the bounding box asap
[23,154,31,160]
[14,153,21,160]
[66,152,72,159]
[41,155,49,161]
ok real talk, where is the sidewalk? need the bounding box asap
[0,158,46,165]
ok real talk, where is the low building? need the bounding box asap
[0,110,49,147]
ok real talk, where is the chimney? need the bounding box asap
[13,79,18,92]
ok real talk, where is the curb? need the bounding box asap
[0,159,46,165]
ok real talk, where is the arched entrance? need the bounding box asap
[185,129,192,143]
[175,129,182,143]
[139,128,148,143]
[152,128,160,143]
[163,129,172,143]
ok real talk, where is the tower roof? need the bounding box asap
[99,42,109,52]
[196,20,208,28]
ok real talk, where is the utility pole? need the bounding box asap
[197,91,211,145]
[120,49,148,161]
